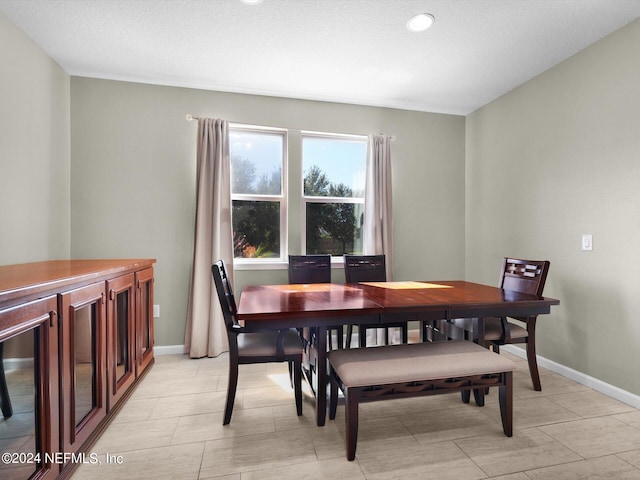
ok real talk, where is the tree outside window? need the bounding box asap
[230,128,285,259]
[302,134,366,256]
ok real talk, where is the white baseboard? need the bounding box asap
[153,344,188,356]
[502,345,640,409]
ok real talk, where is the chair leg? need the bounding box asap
[461,389,471,403]
[336,326,344,349]
[526,338,542,391]
[359,327,367,348]
[294,357,302,416]
[329,369,338,420]
[0,344,13,419]
[223,358,239,425]
[421,321,432,342]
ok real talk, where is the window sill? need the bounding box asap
[233,257,346,271]
[233,260,287,271]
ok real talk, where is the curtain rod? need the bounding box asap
[185,114,395,140]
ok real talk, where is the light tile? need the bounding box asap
[514,373,590,399]
[333,415,419,456]
[199,429,317,477]
[454,427,582,476]
[402,402,501,444]
[65,352,640,480]
[130,375,220,399]
[611,410,640,429]
[357,441,487,480]
[148,391,228,419]
[71,443,205,480]
[111,397,158,423]
[539,416,640,458]
[170,408,275,445]
[483,396,581,429]
[524,454,640,479]
[617,449,640,469]
[90,417,179,453]
[242,384,301,409]
[546,389,636,417]
[237,457,366,480]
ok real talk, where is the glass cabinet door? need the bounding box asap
[106,274,136,409]
[135,268,154,376]
[60,282,107,457]
[0,296,59,480]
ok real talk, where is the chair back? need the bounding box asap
[212,260,240,330]
[499,258,550,297]
[344,254,386,283]
[288,255,331,284]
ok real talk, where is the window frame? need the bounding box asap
[300,131,367,263]
[230,124,288,268]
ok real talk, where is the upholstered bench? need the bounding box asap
[328,340,516,460]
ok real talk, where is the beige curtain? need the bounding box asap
[363,134,393,280]
[185,118,233,358]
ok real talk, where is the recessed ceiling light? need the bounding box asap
[240,0,263,5]
[406,13,435,32]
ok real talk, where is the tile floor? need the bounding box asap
[70,349,640,480]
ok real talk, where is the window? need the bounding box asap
[302,133,367,257]
[230,127,286,261]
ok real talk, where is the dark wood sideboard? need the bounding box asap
[0,259,155,479]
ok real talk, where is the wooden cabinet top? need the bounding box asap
[0,259,156,309]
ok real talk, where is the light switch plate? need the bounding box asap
[582,234,593,251]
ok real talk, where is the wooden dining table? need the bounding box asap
[236,280,560,426]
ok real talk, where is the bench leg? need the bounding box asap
[345,389,359,461]
[473,388,485,406]
[499,371,513,437]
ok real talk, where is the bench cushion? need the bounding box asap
[328,340,516,388]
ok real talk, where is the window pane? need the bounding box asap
[303,136,366,198]
[230,130,283,195]
[233,200,280,258]
[306,202,363,255]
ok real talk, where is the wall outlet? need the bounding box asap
[153,304,160,318]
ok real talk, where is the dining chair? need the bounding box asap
[450,257,550,391]
[343,254,408,347]
[212,260,303,424]
[288,254,346,395]
[288,254,345,349]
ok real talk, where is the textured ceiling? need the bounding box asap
[1,0,639,115]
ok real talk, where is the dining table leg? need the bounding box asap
[315,325,327,426]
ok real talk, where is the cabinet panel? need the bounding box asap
[135,268,154,376]
[106,275,136,409]
[59,283,107,457]
[0,296,59,480]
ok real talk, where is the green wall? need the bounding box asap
[466,18,640,394]
[70,78,465,347]
[0,12,70,265]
